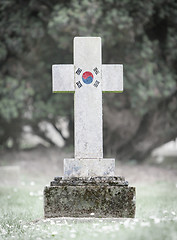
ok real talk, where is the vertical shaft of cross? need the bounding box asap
[74,37,103,159]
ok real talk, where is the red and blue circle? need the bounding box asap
[82,71,93,84]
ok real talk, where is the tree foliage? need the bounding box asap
[0,0,177,160]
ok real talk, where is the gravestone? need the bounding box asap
[44,37,136,218]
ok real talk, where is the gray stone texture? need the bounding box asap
[64,158,115,177]
[44,177,136,218]
[52,37,124,176]
[74,37,103,159]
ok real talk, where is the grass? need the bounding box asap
[0,178,177,240]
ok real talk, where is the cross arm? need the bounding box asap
[102,64,123,92]
[52,64,74,93]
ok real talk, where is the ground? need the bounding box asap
[0,147,177,240]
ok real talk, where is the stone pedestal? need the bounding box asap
[44,177,136,218]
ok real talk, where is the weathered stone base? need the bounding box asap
[44,177,136,218]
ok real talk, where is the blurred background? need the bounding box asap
[0,0,177,166]
[1,2,177,238]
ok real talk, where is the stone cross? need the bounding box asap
[52,37,123,177]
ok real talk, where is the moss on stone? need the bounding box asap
[44,179,136,218]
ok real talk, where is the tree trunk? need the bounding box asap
[103,90,177,161]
